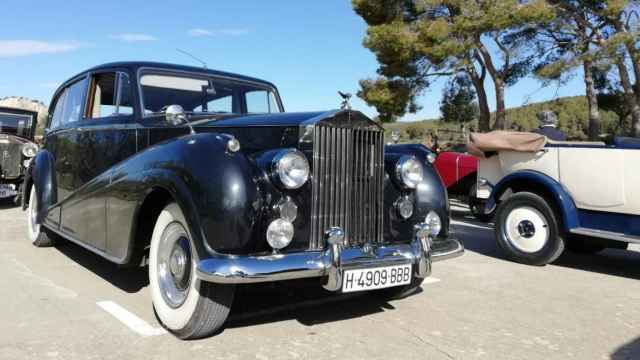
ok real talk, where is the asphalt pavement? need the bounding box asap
[0,200,638,360]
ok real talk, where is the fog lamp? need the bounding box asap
[266,219,294,250]
[276,197,298,222]
[395,196,414,220]
[426,211,442,236]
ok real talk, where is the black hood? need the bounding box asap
[193,109,382,130]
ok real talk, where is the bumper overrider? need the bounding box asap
[197,222,463,290]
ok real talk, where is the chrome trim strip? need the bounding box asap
[570,228,640,244]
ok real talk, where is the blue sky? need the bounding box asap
[0,0,586,121]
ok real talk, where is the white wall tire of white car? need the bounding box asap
[495,192,565,266]
[149,202,235,339]
[27,185,54,247]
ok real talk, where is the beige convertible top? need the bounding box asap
[467,131,547,158]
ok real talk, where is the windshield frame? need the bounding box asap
[136,67,284,118]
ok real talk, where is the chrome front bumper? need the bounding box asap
[196,232,463,290]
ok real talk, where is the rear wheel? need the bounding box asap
[149,202,235,339]
[495,192,564,266]
[26,185,55,247]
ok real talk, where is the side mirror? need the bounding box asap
[165,105,186,125]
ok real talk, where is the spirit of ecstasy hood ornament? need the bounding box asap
[338,91,352,111]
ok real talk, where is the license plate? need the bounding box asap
[342,264,412,293]
[0,189,16,199]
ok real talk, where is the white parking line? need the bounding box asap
[97,301,166,337]
[423,277,441,284]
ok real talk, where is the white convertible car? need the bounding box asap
[474,134,640,265]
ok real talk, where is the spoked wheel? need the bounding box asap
[495,192,564,266]
[26,185,55,247]
[149,202,235,339]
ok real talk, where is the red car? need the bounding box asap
[433,146,491,221]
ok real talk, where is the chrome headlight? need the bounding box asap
[21,143,38,158]
[273,150,310,189]
[426,211,442,236]
[395,156,424,189]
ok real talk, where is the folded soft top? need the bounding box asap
[467,131,547,158]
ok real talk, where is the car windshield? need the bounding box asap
[139,72,282,116]
[0,111,33,138]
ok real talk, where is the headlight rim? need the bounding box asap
[395,155,424,189]
[21,142,38,158]
[426,210,442,237]
[272,149,310,190]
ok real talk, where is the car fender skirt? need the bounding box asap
[485,170,579,232]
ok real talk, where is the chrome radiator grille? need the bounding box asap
[0,140,22,179]
[309,125,385,250]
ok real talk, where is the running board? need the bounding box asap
[570,228,640,244]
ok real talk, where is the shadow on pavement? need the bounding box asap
[611,337,640,359]
[54,239,417,328]
[228,279,409,328]
[55,241,149,293]
[0,198,19,210]
[452,211,640,280]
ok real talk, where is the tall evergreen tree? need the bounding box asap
[440,74,480,123]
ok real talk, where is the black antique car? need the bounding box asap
[0,106,38,204]
[24,62,463,339]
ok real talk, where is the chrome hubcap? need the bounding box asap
[157,222,192,308]
[504,206,549,253]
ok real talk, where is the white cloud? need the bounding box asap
[0,40,80,58]
[188,28,214,37]
[109,33,157,42]
[187,28,249,37]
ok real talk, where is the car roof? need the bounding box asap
[57,61,278,94]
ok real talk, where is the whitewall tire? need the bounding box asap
[495,192,565,266]
[27,185,55,247]
[149,202,235,339]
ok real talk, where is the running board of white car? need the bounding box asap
[570,228,640,244]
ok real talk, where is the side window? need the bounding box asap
[117,73,134,115]
[49,91,68,130]
[62,79,87,124]
[246,90,280,113]
[86,72,134,118]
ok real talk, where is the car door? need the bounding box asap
[63,70,138,251]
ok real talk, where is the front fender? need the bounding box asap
[384,144,450,242]
[486,170,579,232]
[25,150,57,223]
[112,132,261,260]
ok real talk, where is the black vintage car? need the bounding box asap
[0,106,38,203]
[24,62,463,339]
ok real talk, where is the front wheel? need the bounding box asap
[149,202,235,339]
[26,185,55,247]
[495,192,565,266]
